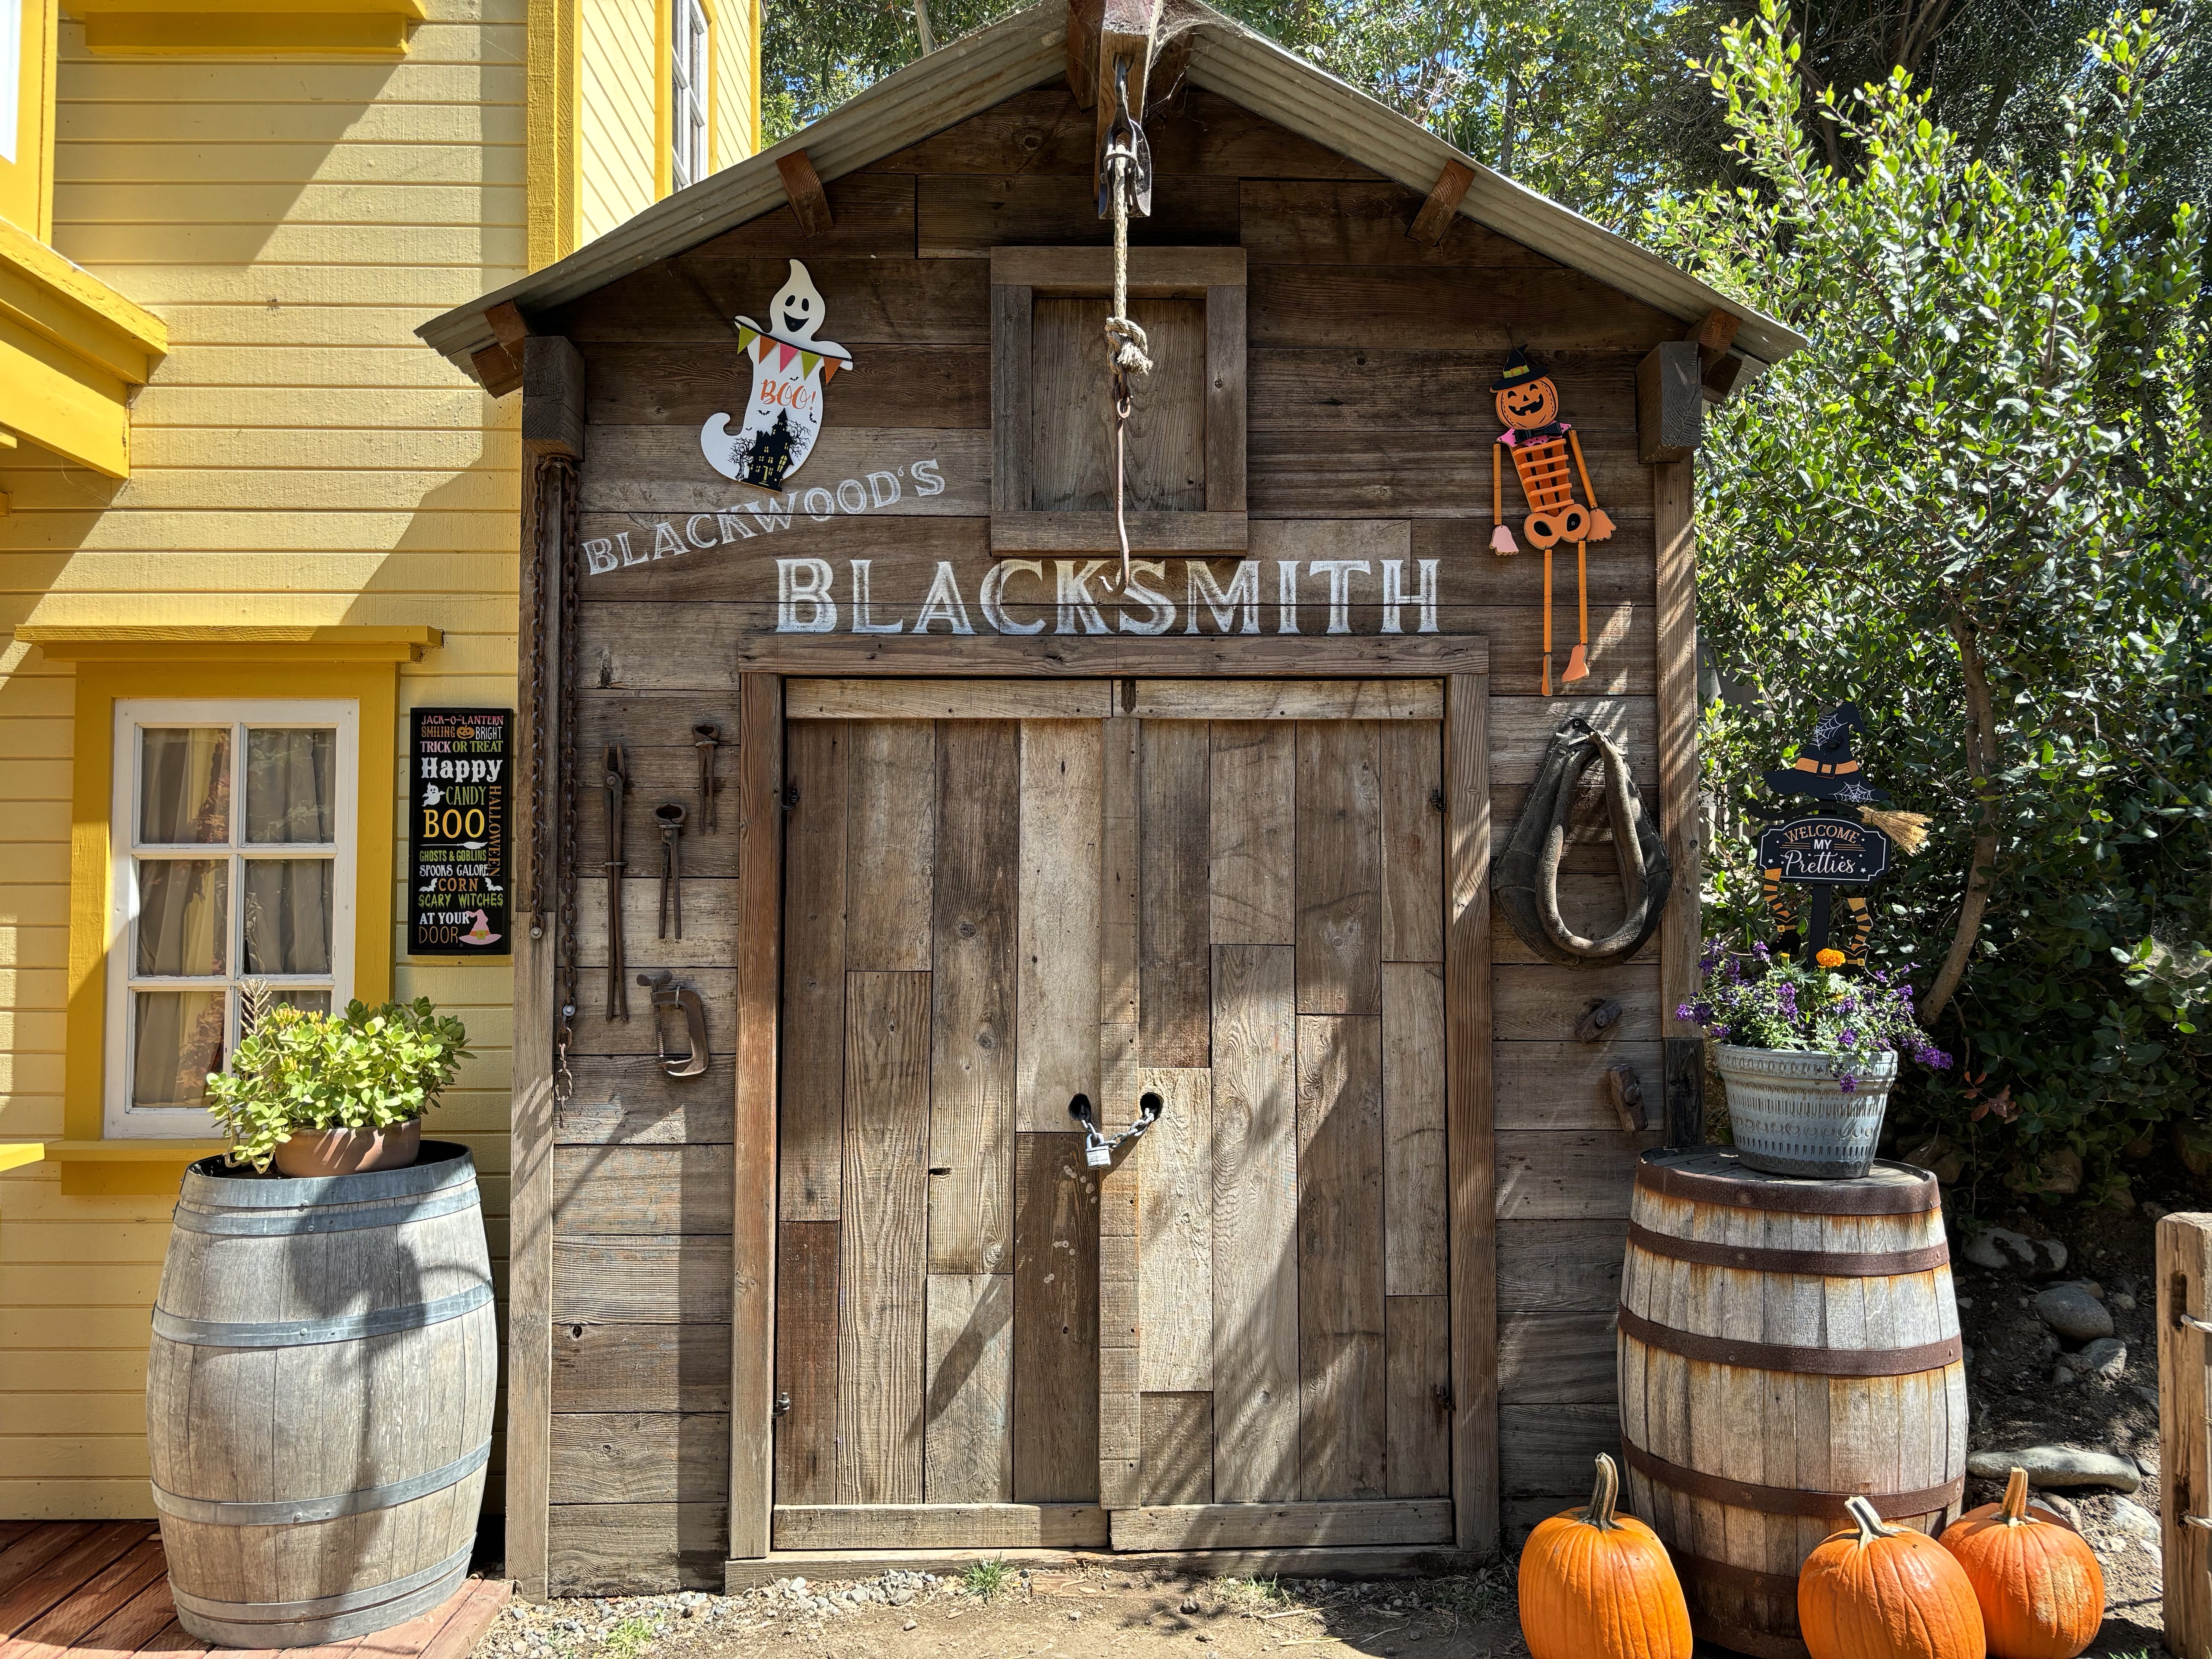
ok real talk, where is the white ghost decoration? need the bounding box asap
[700,258,854,487]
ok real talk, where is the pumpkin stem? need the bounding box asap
[1581,1454,1622,1531]
[1844,1495,1895,1546]
[1999,1467,2031,1524]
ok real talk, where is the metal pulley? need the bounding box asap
[1095,57,1153,221]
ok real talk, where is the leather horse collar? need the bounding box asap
[1495,716,1672,968]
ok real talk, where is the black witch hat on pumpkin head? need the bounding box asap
[1762,703,1891,804]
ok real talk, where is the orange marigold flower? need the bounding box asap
[1815,947,1847,968]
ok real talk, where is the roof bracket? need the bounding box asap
[470,300,529,397]
[1407,159,1475,247]
[1690,307,1743,403]
[775,150,835,238]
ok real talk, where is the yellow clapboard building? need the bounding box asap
[0,0,758,1519]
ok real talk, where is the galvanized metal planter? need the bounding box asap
[1717,1043,1901,1179]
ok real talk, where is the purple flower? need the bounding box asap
[1840,1029,1859,1046]
[1839,1075,1858,1093]
[1838,996,1858,1014]
[1711,1024,1729,1038]
[1753,941,1772,960]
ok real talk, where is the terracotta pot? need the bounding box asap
[270,1118,422,1178]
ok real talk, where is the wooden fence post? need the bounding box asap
[2159,1211,2212,1656]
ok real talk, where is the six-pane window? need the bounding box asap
[107,700,356,1135]
[671,0,709,191]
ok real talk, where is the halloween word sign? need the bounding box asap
[699,260,854,488]
[583,458,948,574]
[409,707,511,955]
[1756,816,1888,886]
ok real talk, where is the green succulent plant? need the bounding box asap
[207,982,471,1173]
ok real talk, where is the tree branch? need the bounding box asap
[1920,609,2001,1022]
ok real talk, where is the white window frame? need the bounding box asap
[1,0,21,166]
[671,0,709,191]
[105,698,359,1138]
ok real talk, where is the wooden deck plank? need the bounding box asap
[0,1525,154,1640]
[67,1577,178,1659]
[129,1621,200,1655]
[0,1526,100,1601]
[412,1577,513,1659]
[0,1534,32,1564]
[0,1538,165,1656]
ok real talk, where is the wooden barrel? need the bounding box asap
[147,1142,496,1648]
[1617,1148,1965,1659]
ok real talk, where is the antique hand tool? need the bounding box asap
[603,744,629,1022]
[635,969,709,1079]
[654,801,686,940]
[693,723,721,832]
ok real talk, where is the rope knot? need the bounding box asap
[1103,315,1153,378]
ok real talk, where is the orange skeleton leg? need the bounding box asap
[1562,541,1590,683]
[1566,428,1617,541]
[1541,543,1554,695]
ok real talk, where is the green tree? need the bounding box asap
[1643,2,2212,1204]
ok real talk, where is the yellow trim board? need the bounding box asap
[62,658,404,1146]
[0,216,167,376]
[37,1139,224,1161]
[0,1144,46,1174]
[79,13,414,51]
[20,624,441,662]
[0,217,165,475]
[526,0,581,269]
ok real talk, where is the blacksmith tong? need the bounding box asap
[603,744,629,1022]
[635,969,709,1079]
[654,801,686,940]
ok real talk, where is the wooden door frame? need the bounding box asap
[728,655,1495,1570]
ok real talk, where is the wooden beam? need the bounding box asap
[1108,1500,1453,1551]
[726,1544,1472,1588]
[1066,0,1101,109]
[1636,339,1701,465]
[772,1505,1109,1550]
[486,299,531,350]
[521,335,586,460]
[1407,160,1476,248]
[1654,457,1704,1149]
[729,672,785,1558]
[2159,1212,2212,1655]
[989,244,1245,295]
[1443,672,1496,1556]
[471,342,523,399]
[775,150,834,238]
[1688,308,1744,405]
[1093,0,1164,194]
[988,511,1247,556]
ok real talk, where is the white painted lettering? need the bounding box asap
[652,521,686,559]
[865,470,903,508]
[914,561,976,634]
[1381,558,1441,634]
[981,560,1045,634]
[715,512,756,541]
[616,530,646,566]
[1185,559,1259,635]
[1055,559,1112,635]
[686,514,721,549]
[802,487,836,521]
[910,458,945,497]
[851,559,903,634]
[836,478,869,514]
[1276,560,1301,634]
[776,557,836,632]
[749,495,794,532]
[584,537,617,575]
[1118,560,1174,635]
[1307,559,1370,635]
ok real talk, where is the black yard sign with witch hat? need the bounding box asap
[1755,703,1930,966]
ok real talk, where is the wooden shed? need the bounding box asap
[420,0,1804,1599]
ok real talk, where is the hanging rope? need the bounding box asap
[1101,56,1151,587]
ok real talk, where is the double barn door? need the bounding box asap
[769,679,1469,1555]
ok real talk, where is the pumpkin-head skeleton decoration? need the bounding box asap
[1489,346,1618,692]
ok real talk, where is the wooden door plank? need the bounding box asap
[1097,711,1143,1511]
[1137,1066,1214,1393]
[1032,296,1208,514]
[1107,1500,1452,1551]
[924,1273,1015,1503]
[1379,722,1445,964]
[781,720,848,1220]
[1296,722,1382,1016]
[1209,943,1299,1504]
[1295,1014,1387,1501]
[788,680,1113,721]
[773,1221,839,1506]
[1385,1295,1452,1498]
[1140,1394,1216,1506]
[734,672,788,1556]
[1013,1132,1102,1503]
[1136,681,1443,721]
[930,721,1018,1274]
[1017,721,1103,1132]
[1381,963,1447,1298]
[846,721,936,972]
[1444,674,1497,1554]
[836,970,933,1505]
[772,1504,1108,1550]
[1210,723,1294,947]
[1139,721,1211,1068]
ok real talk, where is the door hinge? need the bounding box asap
[773,1391,792,1417]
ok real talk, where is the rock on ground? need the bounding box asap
[2037,1282,2115,1343]
[1968,1446,2142,1492]
[1964,1228,2069,1275]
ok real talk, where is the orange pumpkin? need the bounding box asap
[1799,1495,1986,1659]
[1939,1468,2104,1659]
[1517,1454,1692,1659]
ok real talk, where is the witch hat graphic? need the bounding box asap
[461,909,502,947]
[1762,704,1891,804]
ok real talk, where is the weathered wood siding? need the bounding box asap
[543,81,1679,1587]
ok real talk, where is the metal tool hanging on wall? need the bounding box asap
[602,744,629,1021]
[1097,53,1154,588]
[692,723,721,832]
[1069,1088,1164,1169]
[654,802,686,940]
[635,969,708,1079]
[1494,717,1672,969]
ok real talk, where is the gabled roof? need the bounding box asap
[419,0,1806,376]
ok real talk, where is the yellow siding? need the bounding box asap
[709,0,756,172]
[0,0,527,1519]
[578,0,655,245]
